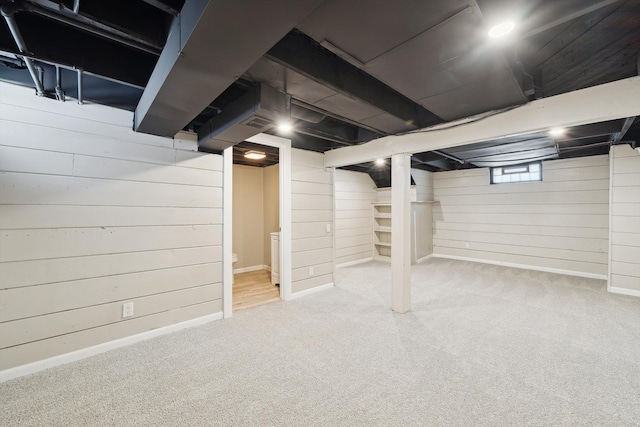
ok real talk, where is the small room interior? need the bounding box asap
[0,0,639,424]
[231,141,280,311]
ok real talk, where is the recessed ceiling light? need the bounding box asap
[375,158,385,166]
[549,128,565,137]
[245,150,266,160]
[277,121,293,134]
[488,21,515,38]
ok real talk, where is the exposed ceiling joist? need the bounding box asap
[140,0,180,16]
[324,76,640,168]
[134,0,324,137]
[612,116,636,142]
[516,0,623,41]
[265,30,443,130]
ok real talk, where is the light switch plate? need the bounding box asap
[122,302,134,318]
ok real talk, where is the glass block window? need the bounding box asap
[491,161,542,184]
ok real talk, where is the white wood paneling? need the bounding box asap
[0,263,221,322]
[1,225,221,262]
[0,145,74,175]
[609,144,640,296]
[1,284,222,348]
[334,170,376,266]
[290,149,333,294]
[411,168,434,201]
[0,82,224,371]
[1,246,222,289]
[0,172,221,207]
[0,301,222,371]
[433,155,610,277]
[0,205,221,229]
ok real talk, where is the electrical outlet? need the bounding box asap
[326,224,331,233]
[309,266,314,276]
[122,302,134,318]
[465,242,470,249]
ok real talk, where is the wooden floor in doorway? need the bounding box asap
[233,269,280,311]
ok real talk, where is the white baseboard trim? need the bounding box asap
[0,312,224,384]
[608,286,640,297]
[336,257,373,268]
[431,254,607,280]
[233,265,265,274]
[263,264,271,272]
[415,254,433,264]
[288,282,334,300]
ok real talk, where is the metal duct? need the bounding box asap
[134,0,324,137]
[198,84,290,152]
[290,103,325,124]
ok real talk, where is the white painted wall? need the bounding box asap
[232,164,264,270]
[334,169,376,266]
[291,149,334,293]
[432,155,610,278]
[0,83,223,371]
[609,144,640,295]
[411,168,434,201]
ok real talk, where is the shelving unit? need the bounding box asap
[373,203,392,260]
[372,201,434,263]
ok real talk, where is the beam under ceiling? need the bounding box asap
[265,30,443,130]
[134,0,324,137]
[324,76,640,168]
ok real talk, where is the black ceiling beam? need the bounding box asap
[1,13,157,87]
[140,0,181,16]
[24,0,163,55]
[412,153,452,171]
[266,30,443,130]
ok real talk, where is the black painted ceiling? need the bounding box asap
[0,0,638,185]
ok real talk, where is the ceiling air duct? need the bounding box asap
[198,83,290,152]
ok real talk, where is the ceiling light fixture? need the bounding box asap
[375,158,385,166]
[277,121,293,134]
[244,150,266,160]
[488,21,515,38]
[549,128,565,137]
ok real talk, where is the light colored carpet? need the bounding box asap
[1,258,639,426]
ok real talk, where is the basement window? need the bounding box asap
[491,161,542,184]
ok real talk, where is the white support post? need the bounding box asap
[391,153,412,313]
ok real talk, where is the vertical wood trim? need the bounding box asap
[332,168,338,282]
[223,147,233,318]
[391,153,412,313]
[607,147,614,291]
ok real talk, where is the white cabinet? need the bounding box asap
[373,202,432,263]
[270,232,280,285]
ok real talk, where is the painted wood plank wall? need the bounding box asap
[411,168,434,201]
[291,149,334,293]
[0,83,223,371]
[334,170,376,266]
[609,144,640,294]
[432,155,610,277]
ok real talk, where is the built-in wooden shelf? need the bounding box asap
[372,200,434,263]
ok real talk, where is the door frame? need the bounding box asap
[222,133,292,318]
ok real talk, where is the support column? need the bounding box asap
[391,153,412,313]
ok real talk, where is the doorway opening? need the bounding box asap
[223,133,292,317]
[231,141,280,311]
